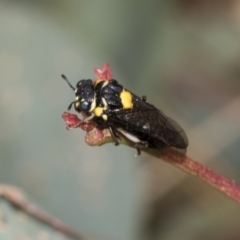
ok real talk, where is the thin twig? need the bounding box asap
[0,185,85,240]
[160,152,240,203]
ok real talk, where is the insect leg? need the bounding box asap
[137,140,148,148]
[133,141,149,156]
[83,114,94,122]
[135,147,141,156]
[108,125,121,146]
[132,140,148,155]
[67,101,77,111]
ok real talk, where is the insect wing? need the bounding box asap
[156,110,188,149]
[109,94,188,150]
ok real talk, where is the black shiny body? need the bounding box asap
[91,80,188,150]
[95,80,124,109]
[62,72,188,151]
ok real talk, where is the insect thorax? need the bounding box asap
[73,78,134,123]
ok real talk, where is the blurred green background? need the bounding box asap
[1,0,240,239]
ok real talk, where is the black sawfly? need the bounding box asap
[62,75,188,154]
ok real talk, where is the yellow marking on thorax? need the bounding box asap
[102,81,109,88]
[95,79,108,84]
[101,97,108,107]
[102,114,108,121]
[89,95,96,112]
[120,90,133,109]
[93,107,105,117]
[75,101,80,107]
[95,79,103,84]
[92,95,109,120]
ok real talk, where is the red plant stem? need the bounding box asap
[115,135,240,203]
[161,153,240,203]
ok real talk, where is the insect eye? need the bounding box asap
[80,101,90,111]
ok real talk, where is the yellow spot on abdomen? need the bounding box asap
[120,90,133,109]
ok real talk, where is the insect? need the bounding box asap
[62,75,188,154]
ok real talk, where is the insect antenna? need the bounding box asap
[61,74,75,91]
[67,101,77,111]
